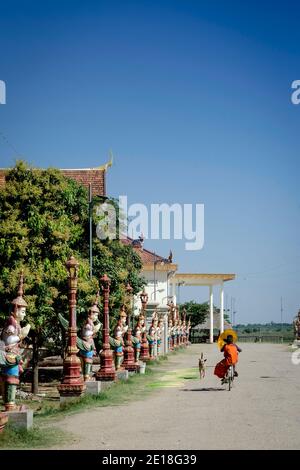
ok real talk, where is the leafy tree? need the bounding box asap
[224,313,230,323]
[0,161,145,392]
[179,301,209,328]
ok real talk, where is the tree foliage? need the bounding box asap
[0,161,145,351]
[179,301,209,328]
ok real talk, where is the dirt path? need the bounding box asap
[50,343,300,450]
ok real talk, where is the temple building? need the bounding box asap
[125,235,236,345]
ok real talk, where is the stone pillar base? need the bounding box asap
[97,381,115,391]
[116,369,129,381]
[7,409,33,430]
[85,381,102,395]
[137,362,146,374]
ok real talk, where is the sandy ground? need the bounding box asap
[50,343,300,450]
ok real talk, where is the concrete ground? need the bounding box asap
[51,343,300,450]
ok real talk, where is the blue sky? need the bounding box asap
[0,0,299,323]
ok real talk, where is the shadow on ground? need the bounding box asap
[182,387,225,392]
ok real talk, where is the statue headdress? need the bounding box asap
[11,271,28,309]
[89,291,100,314]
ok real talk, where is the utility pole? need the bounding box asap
[89,183,93,279]
[280,297,283,330]
[232,297,236,327]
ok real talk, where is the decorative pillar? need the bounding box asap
[220,282,224,334]
[209,285,214,344]
[140,290,150,361]
[58,256,85,398]
[122,284,137,372]
[96,274,116,381]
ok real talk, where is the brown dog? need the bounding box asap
[198,352,207,379]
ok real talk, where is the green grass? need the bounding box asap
[0,348,190,448]
[0,424,71,449]
[34,355,173,420]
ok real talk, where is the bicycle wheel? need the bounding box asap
[227,366,233,391]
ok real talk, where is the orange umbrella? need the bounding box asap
[217,329,238,350]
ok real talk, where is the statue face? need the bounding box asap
[116,328,122,338]
[16,306,26,321]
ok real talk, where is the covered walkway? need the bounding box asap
[170,273,235,343]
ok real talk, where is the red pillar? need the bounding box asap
[122,284,137,372]
[139,291,150,361]
[58,256,85,398]
[96,274,116,381]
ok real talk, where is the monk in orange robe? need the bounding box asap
[214,335,242,379]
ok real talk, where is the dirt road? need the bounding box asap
[51,343,300,450]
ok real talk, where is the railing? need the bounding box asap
[191,331,294,344]
[238,335,293,343]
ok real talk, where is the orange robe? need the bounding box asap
[214,344,239,378]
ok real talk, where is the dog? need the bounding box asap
[198,352,207,379]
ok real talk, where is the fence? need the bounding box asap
[191,331,293,344]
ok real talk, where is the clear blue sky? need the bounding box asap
[1,0,299,323]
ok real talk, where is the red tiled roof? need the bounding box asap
[121,236,167,265]
[0,168,106,197]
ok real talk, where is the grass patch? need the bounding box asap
[0,424,71,449]
[35,363,162,419]
[0,348,191,448]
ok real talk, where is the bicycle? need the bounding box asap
[225,364,234,391]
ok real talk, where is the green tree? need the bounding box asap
[0,161,145,393]
[179,301,209,328]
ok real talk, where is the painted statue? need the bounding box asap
[0,272,31,411]
[293,310,300,340]
[182,318,187,345]
[132,315,143,364]
[168,318,173,350]
[109,319,124,370]
[119,305,128,336]
[157,319,163,355]
[147,313,157,359]
[187,318,191,344]
[59,293,102,381]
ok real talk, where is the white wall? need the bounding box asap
[133,269,176,317]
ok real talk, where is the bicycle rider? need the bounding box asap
[214,334,242,384]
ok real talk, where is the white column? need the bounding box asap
[170,282,176,305]
[220,282,224,334]
[209,285,214,343]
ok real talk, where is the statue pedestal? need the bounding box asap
[7,409,33,430]
[137,361,146,374]
[116,369,129,381]
[85,381,102,395]
[60,395,81,405]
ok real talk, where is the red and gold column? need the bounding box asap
[122,284,137,372]
[139,290,150,361]
[58,256,85,398]
[96,274,116,381]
